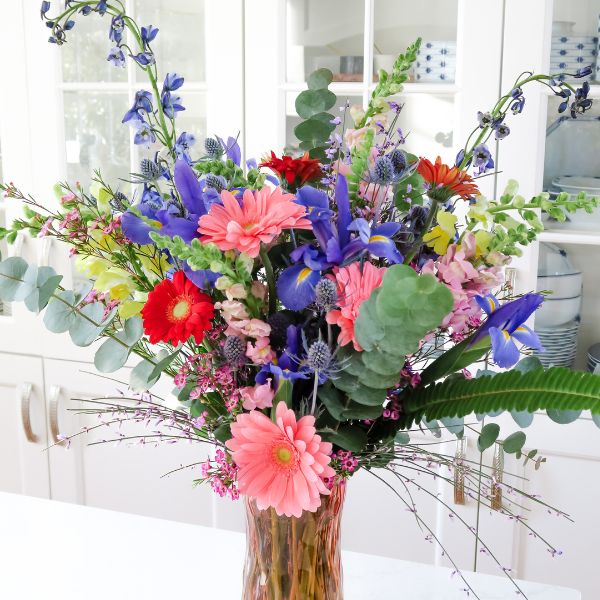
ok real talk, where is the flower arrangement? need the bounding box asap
[2,2,600,597]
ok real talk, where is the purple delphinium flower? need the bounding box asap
[132,120,156,147]
[109,15,125,44]
[494,123,510,140]
[40,1,51,19]
[161,92,185,118]
[471,293,544,368]
[472,143,494,175]
[570,81,592,118]
[130,51,155,67]
[163,72,184,92]
[174,131,196,160]
[141,25,159,47]
[107,46,125,68]
[122,90,153,124]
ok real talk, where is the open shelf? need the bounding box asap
[539,229,600,246]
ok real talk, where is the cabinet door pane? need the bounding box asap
[134,0,206,82]
[374,0,458,84]
[63,91,131,188]
[286,0,364,83]
[0,354,49,498]
[61,13,127,83]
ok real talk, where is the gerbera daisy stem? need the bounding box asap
[403,199,438,265]
[259,245,277,315]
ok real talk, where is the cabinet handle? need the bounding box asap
[48,385,64,445]
[38,237,52,267]
[20,382,38,443]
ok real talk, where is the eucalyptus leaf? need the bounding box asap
[295,89,336,119]
[69,302,106,346]
[546,409,581,424]
[502,431,526,454]
[130,355,164,391]
[511,410,534,428]
[478,423,500,452]
[0,257,28,301]
[24,268,62,313]
[307,68,333,90]
[43,290,77,333]
[148,347,181,381]
[395,431,411,445]
[592,413,600,429]
[94,337,130,373]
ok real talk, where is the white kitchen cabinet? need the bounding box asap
[42,359,214,525]
[0,353,49,498]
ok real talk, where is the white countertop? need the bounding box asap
[0,492,580,599]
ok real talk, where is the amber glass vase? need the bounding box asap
[242,483,345,600]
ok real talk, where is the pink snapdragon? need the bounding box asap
[240,381,274,411]
[246,336,275,365]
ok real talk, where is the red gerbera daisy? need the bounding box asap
[141,271,215,346]
[417,156,480,201]
[260,151,322,190]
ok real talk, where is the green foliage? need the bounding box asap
[0,257,30,301]
[402,366,600,426]
[347,128,374,207]
[130,350,169,391]
[294,69,337,157]
[320,425,368,452]
[478,423,500,451]
[331,265,452,419]
[151,234,251,286]
[394,159,424,210]
[194,158,265,190]
[502,431,526,454]
[420,336,491,386]
[358,38,422,128]
[94,316,143,373]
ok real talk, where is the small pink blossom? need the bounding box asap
[38,217,54,238]
[251,281,267,301]
[246,336,275,365]
[240,380,274,411]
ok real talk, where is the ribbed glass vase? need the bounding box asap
[242,482,345,600]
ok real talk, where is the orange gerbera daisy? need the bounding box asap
[417,156,479,201]
[141,271,214,345]
[198,186,311,258]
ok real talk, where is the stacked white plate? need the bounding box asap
[551,35,597,80]
[415,41,456,82]
[587,343,600,372]
[533,319,579,368]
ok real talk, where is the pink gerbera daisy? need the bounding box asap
[225,402,334,517]
[197,186,311,258]
[326,261,385,351]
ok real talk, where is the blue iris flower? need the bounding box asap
[471,293,545,368]
[256,326,309,389]
[217,135,242,166]
[345,218,404,264]
[141,25,159,47]
[276,245,329,311]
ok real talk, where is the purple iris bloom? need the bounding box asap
[345,218,403,264]
[217,135,242,166]
[122,90,153,124]
[276,245,329,311]
[163,72,184,92]
[161,92,185,118]
[471,293,544,368]
[141,25,159,47]
[173,159,207,216]
[107,46,125,68]
[256,326,309,389]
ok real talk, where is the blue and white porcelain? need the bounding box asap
[415,41,456,82]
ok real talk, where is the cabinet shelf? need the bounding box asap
[539,229,600,246]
